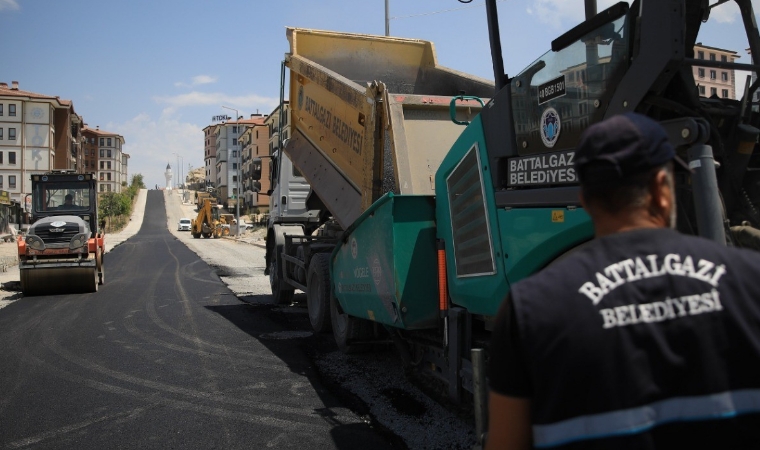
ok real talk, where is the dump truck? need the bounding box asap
[18,171,105,295]
[195,191,211,210]
[270,1,760,429]
[191,198,222,238]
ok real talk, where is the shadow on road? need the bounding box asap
[204,302,405,450]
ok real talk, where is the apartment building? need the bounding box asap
[0,81,84,206]
[693,43,739,99]
[214,115,266,209]
[240,120,270,213]
[203,124,217,187]
[82,126,127,193]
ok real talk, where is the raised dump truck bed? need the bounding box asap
[284,28,494,228]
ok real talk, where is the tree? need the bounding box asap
[130,174,146,189]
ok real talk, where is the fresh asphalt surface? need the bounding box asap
[0,191,397,449]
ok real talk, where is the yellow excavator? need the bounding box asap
[191,199,222,238]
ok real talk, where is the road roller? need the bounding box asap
[18,171,104,296]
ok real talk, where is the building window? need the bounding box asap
[721,55,728,62]
[698,68,705,78]
[0,129,2,140]
[107,138,112,146]
[710,53,716,61]
[90,137,95,144]
[9,152,15,164]
[0,176,3,188]
[698,51,704,59]
[232,151,237,158]
[107,162,111,170]
[699,85,706,96]
[232,126,237,133]
[107,150,112,158]
[100,149,104,157]
[107,184,111,192]
[100,138,104,146]
[233,176,238,182]
[8,104,15,116]
[100,161,104,169]
[107,173,111,181]
[710,70,716,80]
[0,104,3,116]
[233,163,238,169]
[8,175,15,188]
[100,184,105,192]
[232,139,237,146]
[722,72,728,82]
[100,173,104,181]
[0,152,3,163]
[8,128,15,140]
[711,87,717,96]
[723,89,729,98]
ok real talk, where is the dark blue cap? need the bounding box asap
[575,113,688,183]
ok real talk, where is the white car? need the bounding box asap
[177,218,192,231]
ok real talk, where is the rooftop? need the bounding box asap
[0,81,73,108]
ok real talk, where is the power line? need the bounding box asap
[389,0,508,20]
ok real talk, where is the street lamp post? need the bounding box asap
[221,106,241,236]
[173,152,183,197]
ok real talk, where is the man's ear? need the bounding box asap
[650,169,672,217]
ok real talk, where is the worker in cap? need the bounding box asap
[486,113,760,449]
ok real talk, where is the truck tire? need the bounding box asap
[331,295,372,353]
[306,253,332,333]
[269,256,294,305]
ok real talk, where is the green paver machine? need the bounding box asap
[270,2,760,430]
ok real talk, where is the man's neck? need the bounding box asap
[593,208,667,238]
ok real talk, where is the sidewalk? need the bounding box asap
[0,189,148,306]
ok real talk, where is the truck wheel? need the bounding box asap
[330,295,372,353]
[306,253,332,333]
[269,257,294,305]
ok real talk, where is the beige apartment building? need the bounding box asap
[0,81,84,207]
[213,115,266,208]
[240,120,270,213]
[203,124,217,188]
[693,43,740,99]
[82,126,128,193]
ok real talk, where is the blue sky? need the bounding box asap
[0,0,757,188]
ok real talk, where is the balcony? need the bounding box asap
[217,150,228,163]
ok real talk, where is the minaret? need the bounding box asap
[165,163,173,190]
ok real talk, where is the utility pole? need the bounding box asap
[385,0,390,36]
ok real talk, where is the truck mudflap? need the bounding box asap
[331,193,439,330]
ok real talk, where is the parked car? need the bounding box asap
[177,218,192,231]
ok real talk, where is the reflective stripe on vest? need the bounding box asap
[533,389,760,448]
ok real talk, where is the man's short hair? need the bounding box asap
[574,113,686,213]
[581,163,672,213]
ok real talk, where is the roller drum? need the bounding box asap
[20,266,98,296]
